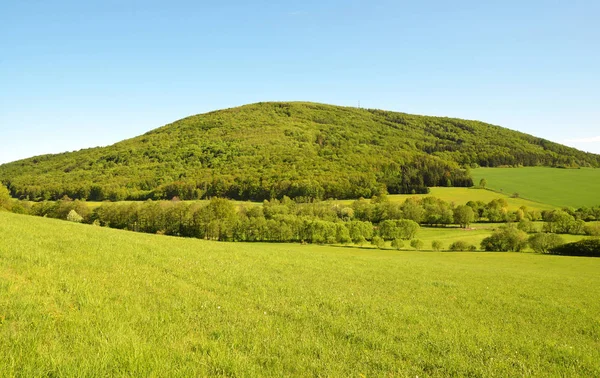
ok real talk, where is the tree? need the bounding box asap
[479,178,487,188]
[453,205,474,228]
[0,184,11,211]
[542,210,575,234]
[528,233,564,253]
[410,239,424,250]
[371,236,386,249]
[391,238,404,250]
[67,209,83,223]
[481,225,528,252]
[449,240,476,251]
[431,240,443,251]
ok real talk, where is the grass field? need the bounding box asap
[1,212,599,376]
[472,167,600,208]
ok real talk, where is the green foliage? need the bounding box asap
[371,236,386,249]
[390,238,404,250]
[410,239,424,250]
[66,209,83,223]
[528,233,565,253]
[549,239,600,257]
[584,223,600,236]
[431,240,444,251]
[2,212,600,376]
[453,205,475,228]
[479,178,487,188]
[449,240,477,252]
[4,102,599,203]
[0,183,11,211]
[481,226,529,252]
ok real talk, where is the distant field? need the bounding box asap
[472,167,600,208]
[1,212,599,376]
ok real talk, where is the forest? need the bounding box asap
[2,102,599,202]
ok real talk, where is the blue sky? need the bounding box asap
[1,0,599,164]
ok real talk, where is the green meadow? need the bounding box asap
[472,167,600,208]
[1,212,599,376]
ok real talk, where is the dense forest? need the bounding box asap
[1,102,599,201]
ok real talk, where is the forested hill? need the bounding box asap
[2,102,599,201]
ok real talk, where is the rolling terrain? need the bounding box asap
[1,211,599,376]
[1,102,599,202]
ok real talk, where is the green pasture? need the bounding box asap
[1,212,599,376]
[472,167,600,208]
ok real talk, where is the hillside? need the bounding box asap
[1,102,599,201]
[1,211,599,376]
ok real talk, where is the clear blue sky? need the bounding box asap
[1,0,599,164]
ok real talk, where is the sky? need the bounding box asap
[1,0,599,164]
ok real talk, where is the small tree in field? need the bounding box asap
[371,236,386,249]
[479,178,487,188]
[528,233,564,253]
[453,205,474,228]
[431,240,443,251]
[410,239,424,250]
[354,235,367,247]
[391,238,404,250]
[0,184,11,211]
[67,209,83,223]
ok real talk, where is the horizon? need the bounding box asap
[2,0,599,164]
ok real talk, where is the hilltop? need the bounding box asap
[1,102,599,201]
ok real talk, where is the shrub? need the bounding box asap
[449,240,476,252]
[410,239,424,250]
[67,209,83,223]
[584,223,600,236]
[354,235,367,247]
[548,239,600,257]
[391,238,404,250]
[431,240,443,251]
[528,233,565,253]
[371,236,386,249]
[481,225,528,252]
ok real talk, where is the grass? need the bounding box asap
[1,212,599,376]
[472,167,600,208]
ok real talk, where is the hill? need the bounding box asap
[1,102,599,201]
[1,211,599,376]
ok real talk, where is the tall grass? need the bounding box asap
[1,212,599,376]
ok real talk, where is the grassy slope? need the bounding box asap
[1,212,599,377]
[472,167,600,208]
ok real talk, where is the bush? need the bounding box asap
[528,233,565,253]
[548,239,600,257]
[481,225,528,252]
[410,239,424,250]
[449,240,476,251]
[584,223,600,236]
[431,240,443,251]
[67,209,83,223]
[391,238,404,250]
[371,236,386,249]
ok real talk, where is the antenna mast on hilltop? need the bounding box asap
[358,100,361,109]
